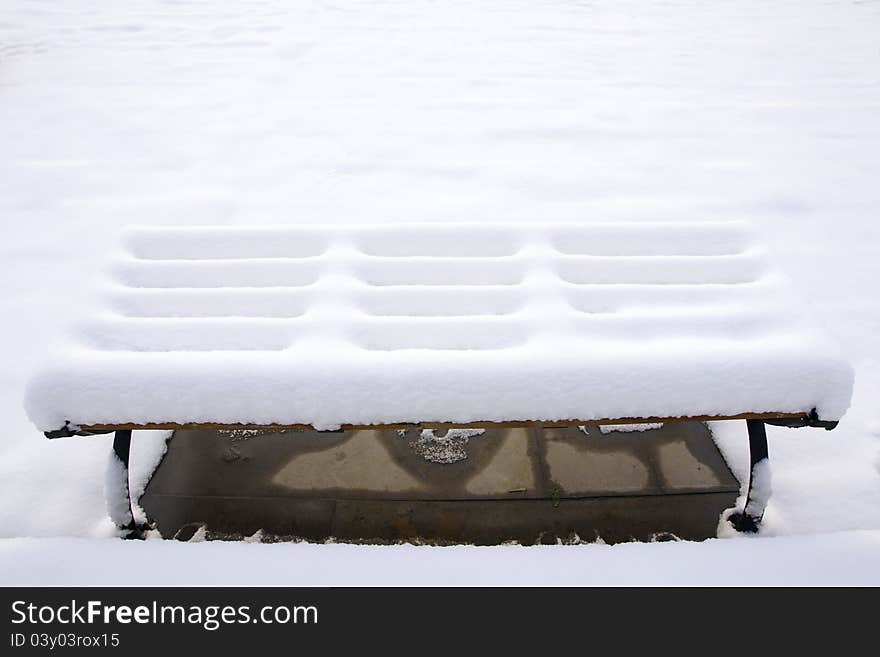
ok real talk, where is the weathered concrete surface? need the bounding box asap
[141,423,739,544]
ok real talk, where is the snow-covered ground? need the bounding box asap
[2,1,879,584]
[3,531,880,586]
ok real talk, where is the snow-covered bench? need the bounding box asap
[24,223,853,538]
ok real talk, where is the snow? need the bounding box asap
[1,531,879,586]
[1,0,880,582]
[24,222,853,432]
[599,424,664,434]
[743,459,773,521]
[409,428,486,464]
[103,448,132,529]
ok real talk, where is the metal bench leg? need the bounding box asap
[108,430,148,540]
[728,419,771,533]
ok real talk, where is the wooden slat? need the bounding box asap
[78,411,809,433]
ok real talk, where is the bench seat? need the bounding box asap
[25,222,851,432]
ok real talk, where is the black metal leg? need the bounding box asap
[728,419,770,533]
[110,430,148,539]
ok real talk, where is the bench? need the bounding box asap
[24,222,853,538]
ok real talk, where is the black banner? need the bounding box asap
[0,587,869,651]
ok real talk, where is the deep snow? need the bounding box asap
[2,0,880,583]
[24,222,852,431]
[2,531,879,586]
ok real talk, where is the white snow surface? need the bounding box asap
[2,1,880,582]
[24,222,852,431]
[743,459,773,520]
[599,423,665,434]
[103,450,132,529]
[1,532,879,586]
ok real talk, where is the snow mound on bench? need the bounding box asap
[24,222,853,431]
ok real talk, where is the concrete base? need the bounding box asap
[140,423,740,544]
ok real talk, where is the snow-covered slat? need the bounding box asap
[24,222,853,431]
